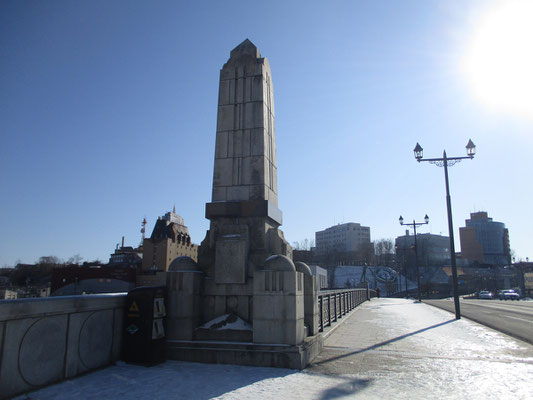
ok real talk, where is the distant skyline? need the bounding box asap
[1,0,532,266]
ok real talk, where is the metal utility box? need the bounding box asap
[123,286,166,365]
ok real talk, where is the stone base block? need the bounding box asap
[194,328,252,342]
[167,335,323,370]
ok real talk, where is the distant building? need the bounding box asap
[51,266,136,296]
[109,244,143,269]
[308,265,328,289]
[459,211,510,266]
[0,289,17,300]
[395,231,450,268]
[141,209,198,271]
[0,276,10,286]
[315,223,371,254]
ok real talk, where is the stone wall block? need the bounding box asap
[215,238,247,284]
[19,316,67,386]
[231,130,243,158]
[214,295,226,317]
[166,271,203,340]
[253,270,305,345]
[303,275,319,336]
[212,186,227,202]
[78,310,113,370]
[252,318,304,345]
[0,295,126,400]
[218,79,230,105]
[251,75,263,101]
[227,186,249,201]
[215,131,228,158]
[213,158,233,187]
[220,67,234,81]
[236,77,244,103]
[242,129,251,157]
[111,308,123,361]
[217,104,235,132]
[250,128,265,156]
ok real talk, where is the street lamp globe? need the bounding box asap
[424,214,429,224]
[399,215,404,225]
[413,143,423,161]
[466,139,476,158]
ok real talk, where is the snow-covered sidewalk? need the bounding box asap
[15,299,533,400]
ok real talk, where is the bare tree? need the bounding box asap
[374,238,395,266]
[292,238,315,251]
[37,255,62,265]
[67,254,83,265]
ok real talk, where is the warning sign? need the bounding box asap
[128,300,140,317]
[129,301,139,312]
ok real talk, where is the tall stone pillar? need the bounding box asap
[166,40,323,369]
[198,39,291,325]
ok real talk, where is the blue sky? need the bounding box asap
[1,0,532,266]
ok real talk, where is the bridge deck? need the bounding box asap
[12,299,533,399]
[307,298,533,397]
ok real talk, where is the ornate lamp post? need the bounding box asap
[413,139,476,319]
[399,215,429,302]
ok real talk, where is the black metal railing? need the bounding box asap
[318,288,375,332]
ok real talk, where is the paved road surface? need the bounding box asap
[424,299,533,344]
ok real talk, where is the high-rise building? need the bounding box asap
[395,231,450,267]
[459,211,510,265]
[315,223,371,254]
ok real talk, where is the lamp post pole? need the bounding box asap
[399,215,429,303]
[413,139,476,320]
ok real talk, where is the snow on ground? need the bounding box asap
[14,299,533,400]
[13,361,364,400]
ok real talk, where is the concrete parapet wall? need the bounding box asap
[0,294,127,399]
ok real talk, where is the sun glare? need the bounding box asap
[463,0,533,120]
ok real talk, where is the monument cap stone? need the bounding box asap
[294,261,312,276]
[168,256,199,272]
[263,254,296,272]
[229,38,261,60]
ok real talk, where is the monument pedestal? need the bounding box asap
[167,335,323,370]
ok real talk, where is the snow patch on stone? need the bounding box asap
[200,314,252,331]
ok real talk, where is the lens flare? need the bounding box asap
[463,0,533,120]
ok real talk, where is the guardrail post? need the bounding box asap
[319,296,323,332]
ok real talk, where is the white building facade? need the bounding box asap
[315,223,371,254]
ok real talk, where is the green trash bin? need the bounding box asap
[123,286,166,365]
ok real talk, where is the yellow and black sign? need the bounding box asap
[128,300,140,317]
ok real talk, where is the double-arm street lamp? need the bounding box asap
[413,139,476,320]
[399,214,429,303]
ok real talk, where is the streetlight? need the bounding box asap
[395,244,408,297]
[399,215,429,302]
[413,139,476,320]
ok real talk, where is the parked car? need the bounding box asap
[478,290,494,300]
[498,289,520,300]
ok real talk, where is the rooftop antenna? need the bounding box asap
[141,217,147,244]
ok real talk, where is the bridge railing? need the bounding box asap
[318,288,375,332]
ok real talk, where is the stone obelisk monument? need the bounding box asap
[167,40,320,369]
[198,39,291,322]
